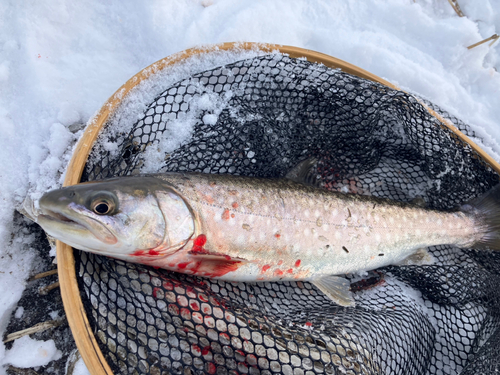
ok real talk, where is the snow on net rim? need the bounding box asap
[56,42,500,375]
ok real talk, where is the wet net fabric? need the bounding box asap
[77,54,500,375]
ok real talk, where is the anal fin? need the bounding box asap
[312,275,355,307]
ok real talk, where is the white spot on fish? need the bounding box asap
[304,210,310,218]
[389,217,394,224]
[416,229,421,236]
[335,231,342,240]
[314,210,320,217]
[331,209,338,218]
[375,233,381,242]
[363,244,371,252]
[304,228,310,236]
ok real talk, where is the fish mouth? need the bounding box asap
[39,209,86,229]
[38,205,118,245]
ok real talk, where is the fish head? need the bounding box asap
[37,177,195,260]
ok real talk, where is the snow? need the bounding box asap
[0,0,499,373]
[2,336,62,368]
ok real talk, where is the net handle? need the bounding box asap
[56,42,500,375]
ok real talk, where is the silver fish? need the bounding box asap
[37,169,500,306]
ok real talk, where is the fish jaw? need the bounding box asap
[38,201,120,253]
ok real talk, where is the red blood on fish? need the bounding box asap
[131,250,146,256]
[232,202,239,208]
[262,265,271,272]
[305,321,312,327]
[222,209,230,220]
[148,249,159,255]
[275,233,281,238]
[231,213,235,218]
[192,344,201,354]
[163,281,174,290]
[286,269,293,274]
[191,234,208,254]
[274,269,284,277]
[277,260,283,265]
[178,262,189,269]
[295,260,301,267]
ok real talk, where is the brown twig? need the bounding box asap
[467,34,500,50]
[29,269,58,281]
[447,0,464,17]
[3,318,66,343]
[38,281,60,296]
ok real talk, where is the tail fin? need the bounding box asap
[462,184,500,250]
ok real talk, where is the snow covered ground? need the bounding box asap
[0,0,499,373]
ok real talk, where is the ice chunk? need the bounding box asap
[14,307,24,320]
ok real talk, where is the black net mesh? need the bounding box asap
[76,54,500,375]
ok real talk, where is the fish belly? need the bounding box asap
[159,174,478,281]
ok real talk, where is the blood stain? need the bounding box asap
[286,269,293,274]
[231,213,235,218]
[190,302,200,311]
[178,262,189,269]
[131,250,146,257]
[222,209,230,220]
[148,249,159,255]
[305,321,312,327]
[207,363,216,374]
[262,265,271,272]
[275,233,281,238]
[232,202,239,208]
[152,287,161,299]
[202,346,211,355]
[295,260,301,267]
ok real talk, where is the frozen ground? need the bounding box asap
[0,0,499,373]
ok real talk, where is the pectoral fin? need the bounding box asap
[312,275,355,307]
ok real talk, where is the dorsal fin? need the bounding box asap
[285,158,322,188]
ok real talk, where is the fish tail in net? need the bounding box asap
[464,183,500,250]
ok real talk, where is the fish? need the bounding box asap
[36,163,500,306]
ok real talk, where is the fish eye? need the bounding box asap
[93,201,112,215]
[88,192,118,215]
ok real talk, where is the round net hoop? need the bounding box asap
[56,42,500,375]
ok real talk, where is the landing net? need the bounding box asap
[77,54,500,375]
